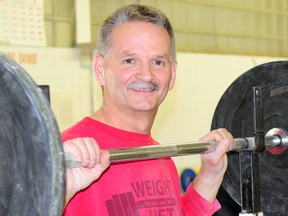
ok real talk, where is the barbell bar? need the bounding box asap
[65,128,288,168]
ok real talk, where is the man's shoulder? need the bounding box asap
[61,118,89,141]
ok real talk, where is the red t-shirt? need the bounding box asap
[62,117,220,215]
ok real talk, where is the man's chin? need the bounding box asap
[131,104,158,113]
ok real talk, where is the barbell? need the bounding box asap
[65,127,288,167]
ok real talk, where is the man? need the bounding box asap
[62,4,233,215]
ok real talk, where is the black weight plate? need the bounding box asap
[0,52,65,216]
[211,61,288,216]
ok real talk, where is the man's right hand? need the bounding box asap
[63,138,110,206]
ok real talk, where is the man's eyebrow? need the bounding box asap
[155,54,169,59]
[154,54,172,63]
[119,51,171,61]
[120,51,137,57]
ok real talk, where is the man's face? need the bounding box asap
[95,22,177,114]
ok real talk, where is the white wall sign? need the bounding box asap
[0,0,46,46]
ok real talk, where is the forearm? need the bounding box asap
[182,183,221,215]
[64,187,75,208]
[192,172,224,203]
[64,171,77,208]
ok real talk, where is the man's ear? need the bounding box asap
[94,54,106,86]
[169,61,177,90]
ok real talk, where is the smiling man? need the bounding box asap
[62,4,233,216]
[93,21,176,134]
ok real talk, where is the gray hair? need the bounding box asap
[97,4,176,62]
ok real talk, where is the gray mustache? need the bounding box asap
[127,82,159,91]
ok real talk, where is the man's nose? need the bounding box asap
[135,63,154,81]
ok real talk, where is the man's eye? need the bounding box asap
[124,59,134,64]
[154,60,165,66]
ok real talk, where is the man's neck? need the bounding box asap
[90,106,157,134]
